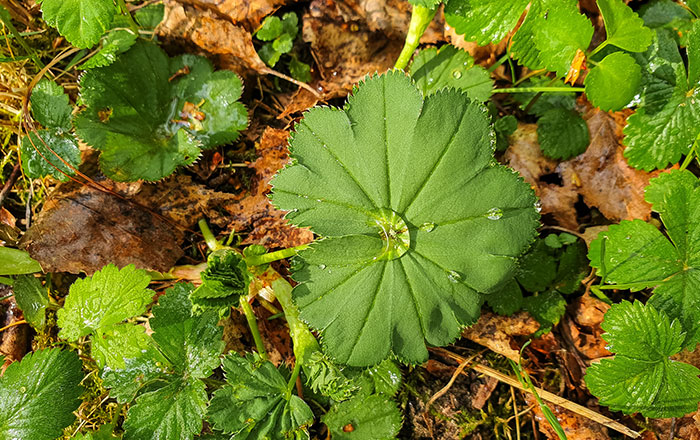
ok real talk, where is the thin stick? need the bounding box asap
[261,67,323,100]
[512,386,521,440]
[0,161,20,207]
[425,352,477,411]
[429,347,640,439]
[0,319,27,333]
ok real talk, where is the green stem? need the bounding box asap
[680,136,700,171]
[199,219,223,252]
[0,293,13,301]
[116,0,140,34]
[394,5,438,70]
[493,87,585,94]
[487,53,510,74]
[239,296,268,361]
[596,279,668,291]
[0,6,44,69]
[286,360,303,398]
[245,244,310,267]
[588,40,609,59]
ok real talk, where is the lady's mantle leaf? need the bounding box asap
[409,46,493,101]
[597,0,654,52]
[623,27,700,170]
[208,353,314,440]
[589,170,700,347]
[584,52,642,111]
[322,393,402,440]
[38,0,117,48]
[536,108,590,160]
[0,348,83,440]
[271,72,539,366]
[585,301,700,418]
[57,264,153,340]
[75,41,247,181]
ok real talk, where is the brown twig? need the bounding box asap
[429,347,641,439]
[0,161,20,207]
[0,319,26,333]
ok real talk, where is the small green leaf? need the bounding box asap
[522,290,566,333]
[81,29,138,69]
[444,0,530,45]
[553,241,588,294]
[281,12,299,39]
[585,301,700,418]
[290,58,312,83]
[12,274,48,328]
[516,240,558,292]
[0,247,42,275]
[272,33,293,54]
[258,43,282,67]
[123,377,209,440]
[597,0,654,52]
[494,115,518,151]
[37,0,117,48]
[487,279,523,316]
[134,3,165,30]
[409,45,493,101]
[585,52,642,111]
[190,250,250,310]
[271,72,539,366]
[322,393,402,440]
[30,79,72,130]
[304,351,356,401]
[208,353,314,439]
[57,264,153,340]
[0,348,83,440]
[101,344,169,403]
[536,108,590,159]
[75,41,247,181]
[20,130,80,181]
[92,323,152,369]
[257,16,283,41]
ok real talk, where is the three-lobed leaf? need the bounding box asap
[271,72,539,366]
[0,348,83,440]
[597,0,654,52]
[585,301,700,418]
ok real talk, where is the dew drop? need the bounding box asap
[20,387,26,394]
[534,201,542,213]
[451,69,462,79]
[486,207,503,220]
[447,270,462,283]
[419,222,436,232]
[318,264,327,270]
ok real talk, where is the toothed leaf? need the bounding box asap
[597,0,654,52]
[20,130,80,181]
[322,393,402,440]
[536,108,590,160]
[444,0,530,45]
[271,72,539,366]
[190,249,250,310]
[81,29,138,69]
[585,301,700,418]
[30,79,72,130]
[37,0,117,48]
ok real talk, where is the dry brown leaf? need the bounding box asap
[224,127,313,248]
[525,393,611,440]
[0,295,29,366]
[505,107,664,229]
[176,0,293,30]
[462,311,540,361]
[561,295,611,362]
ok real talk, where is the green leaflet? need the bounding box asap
[255,12,300,68]
[37,0,117,48]
[536,108,590,160]
[12,274,49,329]
[0,348,83,440]
[0,247,42,275]
[190,249,251,310]
[589,170,700,347]
[30,79,72,130]
[271,72,539,366]
[409,45,493,101]
[597,0,654,52]
[522,290,566,334]
[584,52,642,111]
[624,27,700,170]
[75,41,247,181]
[57,264,153,341]
[585,301,700,418]
[444,0,530,46]
[81,29,139,69]
[322,394,402,440]
[208,353,314,440]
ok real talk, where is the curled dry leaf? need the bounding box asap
[561,295,611,362]
[462,311,540,361]
[525,393,610,440]
[224,127,314,248]
[505,107,664,229]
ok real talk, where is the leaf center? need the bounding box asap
[372,209,410,261]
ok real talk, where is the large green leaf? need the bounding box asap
[623,28,700,170]
[57,264,153,340]
[597,0,654,52]
[585,301,700,418]
[584,52,642,111]
[75,41,247,181]
[208,353,314,440]
[409,45,493,101]
[37,0,117,48]
[0,348,83,440]
[589,170,700,347]
[271,72,539,366]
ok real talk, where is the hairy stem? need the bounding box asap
[394,5,438,70]
[245,244,310,267]
[493,87,585,94]
[286,360,303,398]
[239,296,268,361]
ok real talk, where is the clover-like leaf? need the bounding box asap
[536,108,590,160]
[271,72,539,366]
[57,264,153,340]
[322,393,402,440]
[597,0,654,52]
[0,348,83,440]
[589,170,700,347]
[208,353,314,440]
[585,301,700,418]
[409,45,493,101]
[75,41,247,181]
[37,0,117,48]
[584,52,642,111]
[623,28,700,170]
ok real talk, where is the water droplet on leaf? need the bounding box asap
[419,222,435,232]
[447,270,462,283]
[452,69,462,79]
[486,207,503,220]
[318,264,327,270]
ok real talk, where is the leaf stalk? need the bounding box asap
[245,244,310,267]
[394,5,438,70]
[239,296,268,361]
